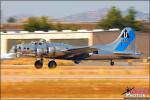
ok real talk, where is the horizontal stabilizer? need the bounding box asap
[114,51,134,55]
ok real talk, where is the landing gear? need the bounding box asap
[110,60,114,66]
[48,60,57,68]
[34,60,43,69]
[74,60,80,64]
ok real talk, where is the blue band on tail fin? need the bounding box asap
[115,27,135,51]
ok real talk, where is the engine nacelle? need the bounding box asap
[48,46,66,57]
[48,47,56,53]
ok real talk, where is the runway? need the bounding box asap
[1,63,149,81]
[1,61,149,99]
[1,75,149,82]
[1,97,123,100]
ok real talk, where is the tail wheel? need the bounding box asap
[34,60,43,69]
[74,60,80,64]
[48,61,57,68]
[110,61,114,66]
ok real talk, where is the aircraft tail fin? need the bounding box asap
[104,27,136,52]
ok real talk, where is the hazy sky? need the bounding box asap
[1,1,149,18]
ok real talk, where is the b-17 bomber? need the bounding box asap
[2,27,142,69]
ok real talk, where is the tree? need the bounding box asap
[24,17,40,32]
[124,7,136,27]
[124,7,142,30]
[39,16,50,32]
[54,23,63,31]
[24,17,51,32]
[97,7,124,29]
[52,23,80,31]
[7,17,16,23]
[68,24,79,31]
[96,7,142,30]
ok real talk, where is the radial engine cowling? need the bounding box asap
[36,46,64,57]
[47,46,64,57]
[36,48,46,56]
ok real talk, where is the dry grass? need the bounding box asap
[1,79,149,98]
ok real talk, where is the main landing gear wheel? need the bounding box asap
[48,60,57,68]
[110,60,114,66]
[34,60,43,69]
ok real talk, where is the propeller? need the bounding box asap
[15,40,25,57]
[11,45,21,58]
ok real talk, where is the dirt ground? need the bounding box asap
[1,59,149,99]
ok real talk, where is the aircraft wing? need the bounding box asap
[59,47,98,59]
[66,47,98,53]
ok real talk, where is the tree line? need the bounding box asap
[23,17,79,32]
[7,7,143,31]
[96,7,142,30]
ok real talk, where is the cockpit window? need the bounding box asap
[39,43,42,45]
[18,46,21,49]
